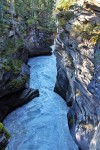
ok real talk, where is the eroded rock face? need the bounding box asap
[54,50,69,100]
[0,56,40,121]
[26,29,53,57]
[0,29,52,103]
[0,88,39,122]
[54,2,100,150]
[0,61,30,98]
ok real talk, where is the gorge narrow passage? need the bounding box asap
[4,54,78,150]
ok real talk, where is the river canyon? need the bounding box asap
[4,54,78,150]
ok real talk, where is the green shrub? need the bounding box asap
[57,11,74,27]
[5,38,23,56]
[74,23,94,39]
[90,35,99,45]
[4,59,22,75]
[2,64,11,72]
[55,0,77,12]
[0,58,23,76]
[8,76,27,89]
[73,24,100,42]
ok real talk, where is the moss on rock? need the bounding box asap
[0,123,10,150]
[57,11,74,27]
[68,116,75,127]
[8,76,27,89]
[0,123,10,139]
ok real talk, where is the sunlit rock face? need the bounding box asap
[26,30,53,57]
[54,1,100,150]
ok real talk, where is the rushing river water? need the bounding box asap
[4,54,78,150]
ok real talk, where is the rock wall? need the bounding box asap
[0,28,53,123]
[0,26,53,148]
[54,2,100,150]
[26,29,53,57]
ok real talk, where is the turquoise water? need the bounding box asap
[4,55,78,150]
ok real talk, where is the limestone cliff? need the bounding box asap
[54,1,100,150]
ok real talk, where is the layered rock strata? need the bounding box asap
[54,2,100,150]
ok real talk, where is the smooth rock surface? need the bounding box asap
[4,55,78,150]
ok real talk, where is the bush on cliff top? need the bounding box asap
[57,10,74,27]
[73,23,100,44]
[0,58,23,75]
[55,0,77,12]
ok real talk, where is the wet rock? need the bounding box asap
[0,88,39,122]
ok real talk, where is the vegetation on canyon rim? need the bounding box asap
[0,0,100,149]
[0,0,56,54]
[0,0,78,62]
[56,0,100,46]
